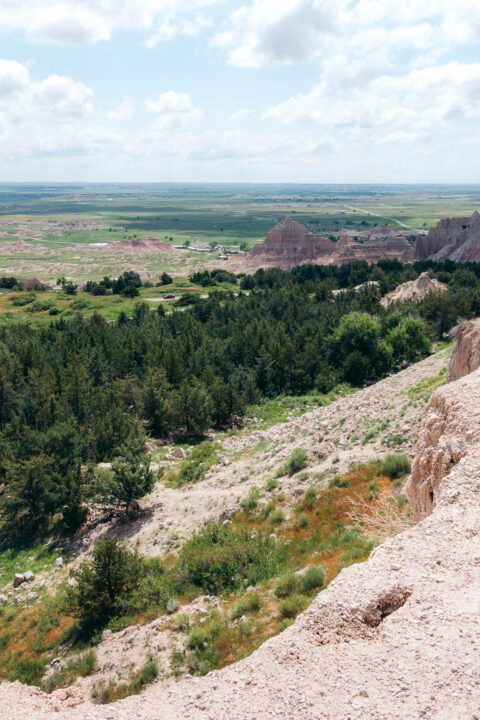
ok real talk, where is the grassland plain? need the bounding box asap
[0,183,479,282]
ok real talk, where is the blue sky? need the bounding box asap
[0,0,479,182]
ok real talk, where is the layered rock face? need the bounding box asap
[380,271,447,308]
[229,218,414,272]
[414,211,480,261]
[245,218,336,270]
[446,319,480,382]
[4,359,480,718]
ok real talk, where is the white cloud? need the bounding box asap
[213,0,343,67]
[0,59,30,97]
[263,61,480,149]
[0,0,221,45]
[145,13,213,47]
[228,108,250,122]
[33,75,94,118]
[145,90,203,128]
[106,96,134,122]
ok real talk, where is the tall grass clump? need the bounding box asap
[176,443,218,486]
[381,454,411,479]
[277,449,308,477]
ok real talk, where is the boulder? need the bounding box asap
[13,573,25,587]
[23,571,34,582]
[172,447,186,459]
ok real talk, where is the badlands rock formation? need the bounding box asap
[446,319,480,382]
[2,348,480,718]
[228,218,413,272]
[414,211,480,262]
[380,271,447,308]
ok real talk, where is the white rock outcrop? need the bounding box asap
[446,318,480,382]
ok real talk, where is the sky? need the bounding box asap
[0,0,480,182]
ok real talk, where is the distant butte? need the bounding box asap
[226,212,480,273]
[226,217,413,272]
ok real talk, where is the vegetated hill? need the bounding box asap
[413,211,480,262]
[1,335,480,718]
[380,271,447,307]
[227,218,414,272]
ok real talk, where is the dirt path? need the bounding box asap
[344,204,427,234]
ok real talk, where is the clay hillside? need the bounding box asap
[226,212,480,273]
[380,271,447,308]
[227,218,414,272]
[414,211,480,262]
[3,328,480,718]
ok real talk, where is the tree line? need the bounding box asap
[1,258,480,542]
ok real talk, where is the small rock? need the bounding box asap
[51,658,61,666]
[27,592,38,601]
[0,594,7,604]
[13,573,25,587]
[55,557,63,568]
[172,447,186,459]
[23,570,35,582]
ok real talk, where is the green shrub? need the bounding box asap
[396,494,409,508]
[278,594,306,619]
[283,449,308,476]
[67,536,143,632]
[295,514,309,529]
[166,597,179,614]
[48,306,60,315]
[177,443,217,486]
[240,486,259,516]
[301,565,324,593]
[368,480,380,500]
[11,292,36,306]
[270,508,284,525]
[179,522,283,594]
[187,627,207,649]
[28,299,52,313]
[304,486,316,508]
[172,613,190,631]
[260,500,276,519]
[265,478,278,492]
[71,649,97,676]
[274,572,299,598]
[70,299,89,310]
[232,592,261,619]
[9,658,45,684]
[139,660,158,685]
[382,454,411,479]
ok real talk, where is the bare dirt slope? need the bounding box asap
[1,347,480,718]
[82,347,449,560]
[0,348,450,696]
